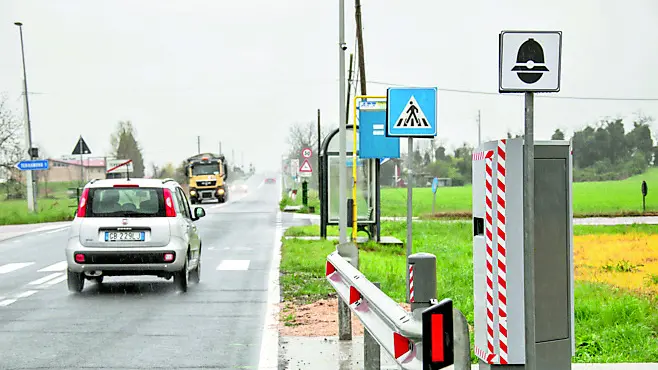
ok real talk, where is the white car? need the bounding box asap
[65,178,205,293]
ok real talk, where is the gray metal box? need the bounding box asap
[471,138,574,369]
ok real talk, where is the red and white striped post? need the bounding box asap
[408,253,437,312]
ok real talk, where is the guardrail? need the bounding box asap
[326,243,470,370]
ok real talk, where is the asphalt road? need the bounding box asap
[0,174,289,370]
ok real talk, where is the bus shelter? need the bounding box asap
[319,124,381,241]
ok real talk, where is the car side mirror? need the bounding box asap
[194,207,206,220]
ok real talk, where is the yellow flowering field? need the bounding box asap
[575,233,658,295]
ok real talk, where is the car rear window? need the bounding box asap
[87,187,165,217]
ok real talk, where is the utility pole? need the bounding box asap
[346,54,354,128]
[197,136,201,154]
[15,22,37,213]
[317,109,321,189]
[337,0,352,342]
[338,0,347,244]
[219,141,222,156]
[355,0,367,95]
[477,109,482,146]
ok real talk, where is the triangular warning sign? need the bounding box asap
[299,159,312,172]
[72,136,92,155]
[393,95,430,128]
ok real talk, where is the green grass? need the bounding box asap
[279,188,320,213]
[280,221,658,363]
[0,198,77,225]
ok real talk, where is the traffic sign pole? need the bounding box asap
[498,30,561,370]
[386,87,438,304]
[523,91,537,370]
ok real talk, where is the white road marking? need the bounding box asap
[29,273,63,285]
[38,261,67,272]
[257,181,265,189]
[45,228,68,234]
[44,274,68,286]
[258,211,282,370]
[224,247,230,250]
[0,299,17,307]
[0,262,34,274]
[208,247,215,251]
[216,259,250,271]
[15,290,37,299]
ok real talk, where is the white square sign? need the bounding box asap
[499,31,562,93]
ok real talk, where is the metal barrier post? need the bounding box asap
[337,242,359,340]
[408,253,438,312]
[453,307,472,370]
[364,281,381,370]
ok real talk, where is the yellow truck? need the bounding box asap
[184,153,229,204]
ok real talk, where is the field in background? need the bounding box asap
[280,221,658,363]
[281,168,658,218]
[383,168,658,217]
[0,181,80,225]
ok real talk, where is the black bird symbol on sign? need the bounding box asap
[511,38,549,84]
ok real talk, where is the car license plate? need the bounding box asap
[105,231,145,242]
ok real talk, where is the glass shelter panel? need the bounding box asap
[328,156,375,223]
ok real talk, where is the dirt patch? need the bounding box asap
[279,298,411,336]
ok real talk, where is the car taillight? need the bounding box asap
[77,188,90,217]
[163,253,174,262]
[75,253,85,263]
[163,189,176,217]
[113,184,139,188]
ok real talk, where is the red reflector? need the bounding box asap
[393,332,410,359]
[431,313,445,362]
[163,253,174,262]
[325,261,336,276]
[113,184,139,188]
[349,286,361,304]
[74,254,85,263]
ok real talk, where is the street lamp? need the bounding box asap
[14,21,38,213]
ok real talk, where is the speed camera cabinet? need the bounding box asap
[472,138,574,370]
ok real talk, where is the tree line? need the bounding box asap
[286,113,657,187]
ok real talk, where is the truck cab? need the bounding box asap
[185,153,229,204]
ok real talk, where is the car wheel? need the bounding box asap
[67,269,84,293]
[174,254,189,292]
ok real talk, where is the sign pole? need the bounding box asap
[523,91,537,370]
[432,188,436,214]
[79,137,84,186]
[406,136,413,301]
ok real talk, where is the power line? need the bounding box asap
[357,78,658,102]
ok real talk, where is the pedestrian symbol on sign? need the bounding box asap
[394,96,430,128]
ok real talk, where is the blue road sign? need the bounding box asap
[432,177,439,194]
[358,102,401,159]
[15,159,49,171]
[386,87,438,138]
[346,158,365,168]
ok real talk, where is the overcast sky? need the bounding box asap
[1,0,657,173]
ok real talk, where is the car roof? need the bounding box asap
[85,178,180,189]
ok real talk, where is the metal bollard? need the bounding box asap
[364,282,382,370]
[408,253,438,312]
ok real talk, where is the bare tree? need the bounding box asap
[0,95,25,180]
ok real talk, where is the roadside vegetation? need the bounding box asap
[279,221,658,363]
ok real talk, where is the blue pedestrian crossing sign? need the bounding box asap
[386,87,438,138]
